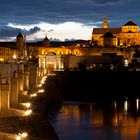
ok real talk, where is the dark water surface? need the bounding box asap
[51,100,140,140]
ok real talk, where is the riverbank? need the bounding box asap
[0,115,59,140]
[0,64,61,140]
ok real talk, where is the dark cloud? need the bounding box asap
[0,0,137,25]
[0,26,41,38]
[0,26,20,38]
[30,27,40,34]
[88,0,121,5]
[0,0,139,41]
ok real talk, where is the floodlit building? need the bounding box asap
[0,18,139,69]
[91,18,140,47]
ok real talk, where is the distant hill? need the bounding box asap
[26,39,89,47]
[50,40,89,47]
[0,39,90,48]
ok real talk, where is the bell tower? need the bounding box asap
[103,18,109,28]
[16,32,24,58]
[43,35,50,47]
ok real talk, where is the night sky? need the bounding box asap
[0,0,139,41]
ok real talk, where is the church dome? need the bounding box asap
[123,19,137,26]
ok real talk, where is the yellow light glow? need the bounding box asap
[114,101,117,110]
[16,135,21,140]
[124,59,128,67]
[38,84,42,87]
[0,58,4,61]
[20,132,28,138]
[124,100,128,112]
[40,76,47,84]
[38,89,44,93]
[16,132,28,140]
[13,54,16,59]
[40,80,45,84]
[120,43,123,46]
[42,51,45,55]
[21,103,31,109]
[25,109,32,116]
[30,93,37,97]
[136,98,139,111]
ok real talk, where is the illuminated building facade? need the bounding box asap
[0,19,139,69]
[92,18,140,47]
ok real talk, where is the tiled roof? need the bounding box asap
[123,21,137,26]
[92,28,122,34]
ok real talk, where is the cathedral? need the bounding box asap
[91,18,140,47]
[0,18,139,70]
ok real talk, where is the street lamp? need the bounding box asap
[13,54,17,59]
[24,109,32,116]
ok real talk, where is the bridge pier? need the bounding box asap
[0,83,10,111]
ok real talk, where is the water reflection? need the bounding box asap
[51,100,140,140]
[136,99,139,111]
[124,99,128,112]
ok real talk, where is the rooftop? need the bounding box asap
[102,31,116,38]
[92,28,121,34]
[123,19,138,26]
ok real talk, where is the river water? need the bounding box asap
[51,99,140,140]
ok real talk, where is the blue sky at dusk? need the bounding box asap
[0,0,139,41]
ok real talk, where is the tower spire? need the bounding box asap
[103,17,109,28]
[129,17,132,21]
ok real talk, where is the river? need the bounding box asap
[51,99,140,140]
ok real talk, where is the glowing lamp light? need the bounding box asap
[40,80,45,84]
[0,58,4,62]
[38,84,42,87]
[44,76,47,79]
[13,54,16,59]
[21,103,31,109]
[38,89,44,93]
[124,100,128,112]
[16,132,28,140]
[25,110,32,116]
[120,43,123,46]
[40,76,47,84]
[136,98,139,111]
[20,132,28,138]
[25,103,31,108]
[16,135,21,140]
[124,59,128,67]
[30,93,37,97]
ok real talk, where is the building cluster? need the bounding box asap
[0,18,140,70]
[92,18,140,47]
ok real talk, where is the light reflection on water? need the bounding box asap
[51,100,140,140]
